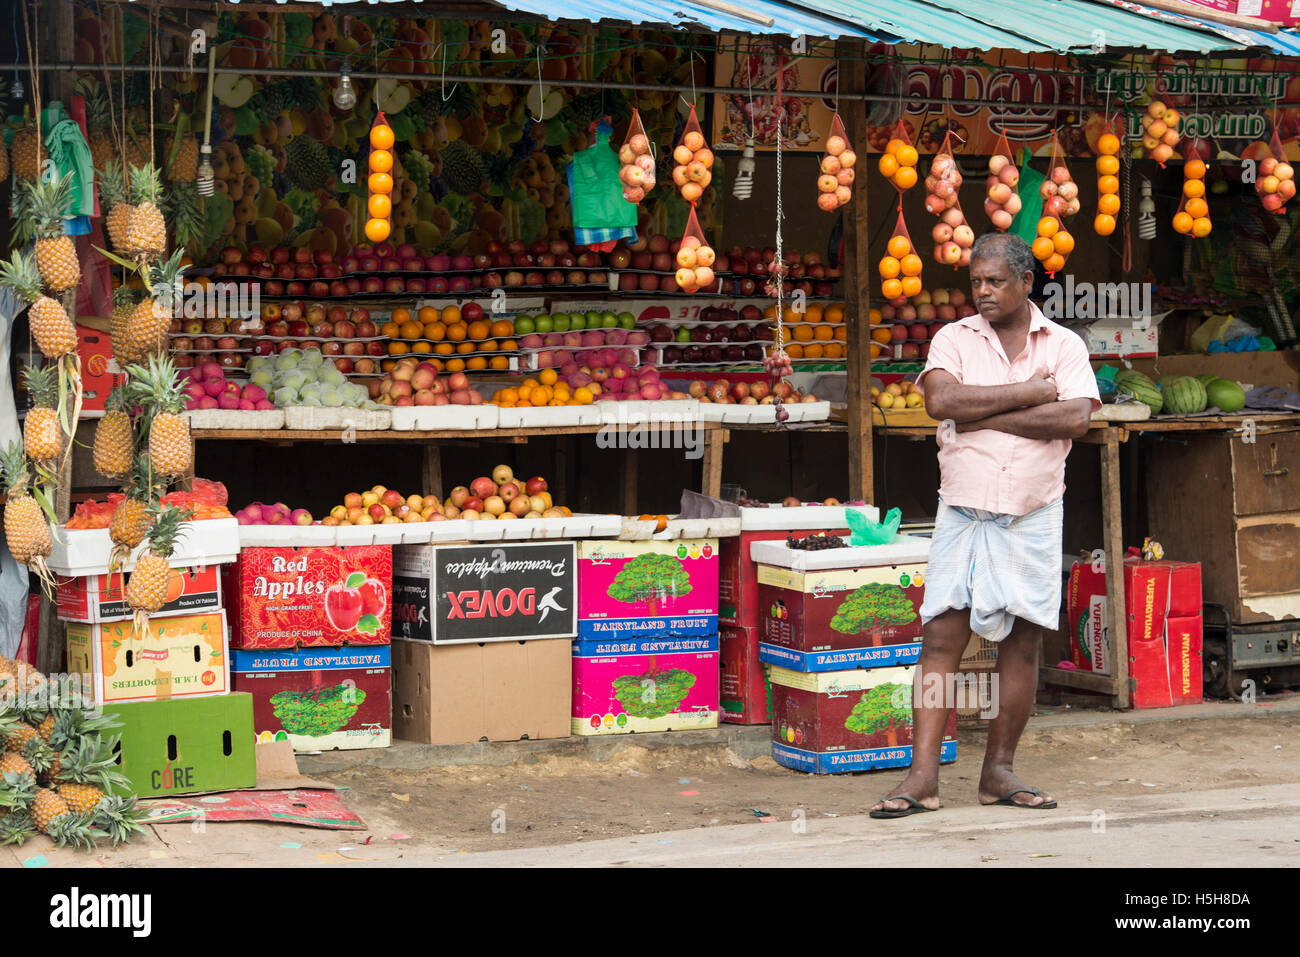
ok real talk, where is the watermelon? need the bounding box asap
[1116,370,1157,392]
[1119,380,1163,414]
[1206,377,1246,413]
[1164,376,1208,415]
[1196,373,1220,387]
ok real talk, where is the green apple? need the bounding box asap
[585,311,601,328]
[514,315,536,335]
[618,311,635,330]
[675,327,692,343]
[569,312,587,330]
[552,312,571,332]
[534,314,554,333]
[601,311,618,328]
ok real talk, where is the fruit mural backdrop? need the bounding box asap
[607,553,692,615]
[829,582,918,646]
[612,667,697,719]
[843,681,910,746]
[64,6,718,267]
[270,683,366,737]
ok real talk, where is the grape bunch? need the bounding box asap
[734,495,766,507]
[787,531,846,550]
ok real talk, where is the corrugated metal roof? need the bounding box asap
[1241,28,1300,54]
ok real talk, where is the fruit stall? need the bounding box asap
[0,0,1297,842]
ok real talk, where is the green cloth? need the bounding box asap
[41,101,95,218]
[1009,147,1044,246]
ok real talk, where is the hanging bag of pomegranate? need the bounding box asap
[671,105,713,204]
[817,113,857,211]
[985,131,1021,230]
[619,108,656,205]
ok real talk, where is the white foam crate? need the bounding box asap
[597,399,700,425]
[467,513,621,541]
[496,405,602,428]
[398,519,472,544]
[737,503,881,530]
[184,409,285,430]
[389,405,499,431]
[654,517,741,539]
[238,525,339,547]
[282,406,392,431]
[49,518,240,576]
[333,523,408,547]
[698,401,831,424]
[748,534,931,571]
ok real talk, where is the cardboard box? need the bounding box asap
[577,539,718,640]
[756,562,926,671]
[1067,558,1202,675]
[769,665,957,774]
[572,634,719,735]
[722,528,848,628]
[56,564,222,624]
[224,544,392,649]
[1182,0,1300,26]
[77,324,120,414]
[392,541,576,644]
[391,637,570,745]
[720,624,771,725]
[66,611,230,706]
[231,646,392,751]
[107,693,257,798]
[1157,615,1204,708]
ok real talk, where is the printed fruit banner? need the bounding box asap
[713,38,840,152]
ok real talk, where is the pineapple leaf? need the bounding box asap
[93,245,141,272]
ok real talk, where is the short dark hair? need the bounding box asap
[970,232,1035,277]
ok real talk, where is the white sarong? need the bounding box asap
[919,497,1063,641]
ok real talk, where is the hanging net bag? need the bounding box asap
[879,209,922,301]
[984,130,1021,231]
[671,105,713,204]
[817,112,857,211]
[618,107,656,205]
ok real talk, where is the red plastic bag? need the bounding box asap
[984,131,1021,231]
[671,105,712,204]
[1040,131,1080,223]
[880,209,922,300]
[876,117,918,196]
[66,495,122,530]
[618,108,656,205]
[1142,100,1180,167]
[1174,141,1210,237]
[1094,121,1121,237]
[817,113,857,211]
[1256,129,1295,214]
[162,477,229,511]
[365,112,394,243]
[675,206,717,294]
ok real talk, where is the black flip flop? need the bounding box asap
[869,795,935,819]
[984,786,1058,810]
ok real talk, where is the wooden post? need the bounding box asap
[421,443,442,502]
[839,40,873,504]
[700,427,726,499]
[1100,428,1130,709]
[622,449,638,515]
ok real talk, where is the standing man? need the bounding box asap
[870,233,1100,817]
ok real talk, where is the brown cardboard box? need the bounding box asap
[391,637,571,745]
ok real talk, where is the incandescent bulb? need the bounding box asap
[332,64,357,111]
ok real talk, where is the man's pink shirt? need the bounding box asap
[917,303,1101,516]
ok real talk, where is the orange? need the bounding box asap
[871,327,893,345]
[417,306,439,324]
[392,307,411,325]
[370,124,395,150]
[500,339,518,351]
[825,304,845,323]
[1094,214,1117,236]
[467,356,488,370]
[388,341,410,355]
[574,387,594,404]
[380,321,401,338]
[517,385,533,403]
[368,172,393,194]
[893,166,918,190]
[1052,230,1075,255]
[456,341,475,354]
[532,386,552,404]
[899,254,923,277]
[478,339,498,352]
[489,319,513,338]
[412,341,432,353]
[792,324,813,342]
[368,194,392,219]
[444,358,466,373]
[539,368,558,385]
[814,324,833,341]
[868,308,882,326]
[520,378,539,389]
[1031,236,1056,260]
[900,276,923,298]
[1185,159,1206,179]
[441,304,462,323]
[1098,132,1120,155]
[1043,253,1066,273]
[803,343,824,359]
[825,342,844,359]
[381,359,397,372]
[804,304,824,323]
[1191,217,1212,237]
[434,342,455,355]
[834,325,846,342]
[886,236,911,259]
[1098,193,1121,216]
[1037,217,1059,238]
[364,218,390,243]
[1185,197,1208,218]
[1096,155,1120,177]
[1172,211,1193,234]
[369,148,393,174]
[877,153,900,178]
[786,343,804,359]
[1098,175,1119,195]
[446,323,467,341]
[467,320,490,341]
[1182,178,1204,199]
[425,321,447,340]
[895,145,918,167]
[489,356,510,370]
[497,388,520,405]
[431,358,445,372]
[870,342,882,360]
[881,278,904,300]
[399,320,423,340]
[764,305,778,320]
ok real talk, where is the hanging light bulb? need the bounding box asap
[196,144,215,197]
[11,74,23,99]
[1137,177,1156,240]
[732,137,756,200]
[332,61,356,111]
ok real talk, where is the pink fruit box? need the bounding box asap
[576,539,718,640]
[571,634,720,735]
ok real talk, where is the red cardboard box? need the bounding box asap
[769,665,957,773]
[721,527,849,628]
[1181,0,1300,26]
[231,646,391,751]
[77,324,120,414]
[57,565,222,623]
[224,545,392,649]
[1159,616,1204,708]
[720,625,770,724]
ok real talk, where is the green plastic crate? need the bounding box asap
[107,693,257,798]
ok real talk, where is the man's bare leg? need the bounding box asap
[978,616,1054,807]
[870,607,968,814]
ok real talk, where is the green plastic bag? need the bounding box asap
[568,125,638,234]
[846,507,902,546]
[1010,147,1044,246]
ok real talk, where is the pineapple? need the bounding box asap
[93,386,133,478]
[20,173,81,293]
[98,159,135,255]
[47,702,120,754]
[20,737,55,782]
[0,809,37,846]
[128,351,192,477]
[0,250,78,358]
[0,442,54,588]
[55,734,129,814]
[0,769,36,818]
[109,454,160,574]
[127,504,190,627]
[109,286,139,364]
[20,363,62,464]
[0,134,8,182]
[0,751,36,781]
[11,123,44,180]
[124,249,185,360]
[95,794,147,847]
[32,787,102,849]
[3,720,39,754]
[166,133,199,183]
[126,163,167,260]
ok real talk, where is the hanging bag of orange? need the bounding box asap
[675,206,717,294]
[985,131,1021,231]
[877,118,918,197]
[1094,121,1122,237]
[817,113,858,211]
[1173,141,1211,238]
[1256,129,1295,214]
[671,105,713,204]
[926,131,973,268]
[879,210,922,301]
[365,113,395,243]
[619,107,656,205]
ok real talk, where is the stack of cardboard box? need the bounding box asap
[752,537,957,773]
[572,539,720,735]
[224,542,394,750]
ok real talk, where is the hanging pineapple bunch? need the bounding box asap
[126,163,168,262]
[97,159,135,257]
[17,173,82,294]
[121,249,185,361]
[126,503,191,634]
[20,363,63,467]
[0,442,55,593]
[128,351,192,479]
[93,385,134,479]
[108,453,162,576]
